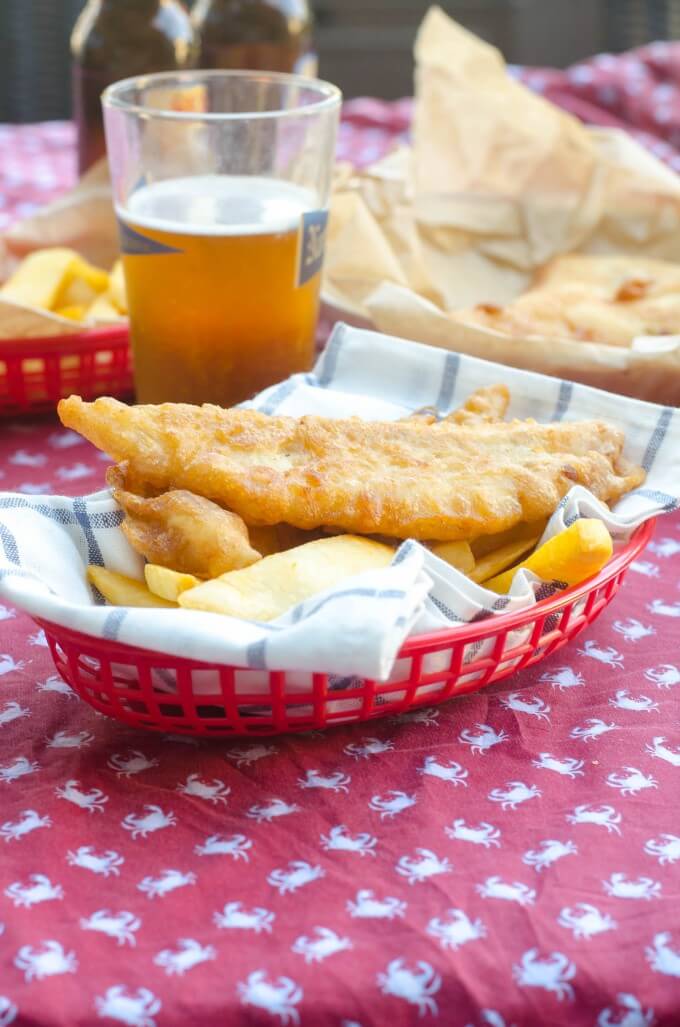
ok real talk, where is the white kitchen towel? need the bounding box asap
[0,323,677,681]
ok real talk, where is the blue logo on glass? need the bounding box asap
[298,209,328,286]
[117,218,183,257]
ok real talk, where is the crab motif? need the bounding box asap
[644,834,680,865]
[603,873,661,901]
[488,781,541,810]
[646,736,680,767]
[56,462,93,481]
[9,449,46,467]
[597,993,655,1027]
[644,664,680,689]
[395,848,452,885]
[612,618,656,643]
[344,737,394,759]
[532,753,584,778]
[0,604,15,621]
[445,820,501,848]
[4,874,63,908]
[213,902,275,933]
[108,751,160,777]
[646,932,680,978]
[577,641,624,668]
[513,950,576,1002]
[570,718,618,742]
[14,941,78,982]
[137,869,196,899]
[557,903,617,940]
[607,767,657,796]
[566,804,622,835]
[238,971,302,1026]
[0,655,26,676]
[523,839,577,873]
[194,834,252,860]
[80,910,141,946]
[649,536,680,558]
[48,427,83,449]
[121,805,176,838]
[426,909,486,951]
[0,808,51,842]
[176,773,230,805]
[377,959,441,1017]
[37,674,75,697]
[418,755,468,786]
[458,723,508,755]
[346,889,406,920]
[47,729,94,749]
[539,666,585,690]
[368,790,416,819]
[292,927,352,964]
[392,707,439,726]
[246,798,300,824]
[648,599,680,617]
[609,690,659,713]
[226,743,278,767]
[55,779,108,812]
[94,986,161,1027]
[0,997,17,1027]
[66,846,124,876]
[0,702,29,727]
[267,860,325,895]
[298,769,350,793]
[320,824,377,857]
[469,1013,517,1027]
[29,629,48,648]
[0,756,39,783]
[498,692,551,721]
[631,560,661,578]
[476,876,536,906]
[154,938,216,976]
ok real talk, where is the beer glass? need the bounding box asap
[102,70,341,405]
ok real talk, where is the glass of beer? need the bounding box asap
[102,70,341,405]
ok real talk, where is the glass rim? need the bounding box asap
[102,68,342,122]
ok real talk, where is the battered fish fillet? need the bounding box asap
[59,396,645,542]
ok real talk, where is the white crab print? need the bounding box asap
[0,655,26,676]
[137,869,196,899]
[0,702,29,727]
[267,860,325,895]
[498,692,551,721]
[320,824,377,857]
[107,751,159,777]
[612,618,656,643]
[445,820,501,848]
[539,666,584,690]
[467,1012,517,1027]
[512,949,576,1001]
[9,449,46,467]
[630,560,660,578]
[523,839,578,873]
[56,462,93,481]
[377,959,441,1017]
[80,910,141,947]
[557,903,617,940]
[48,428,83,449]
[226,743,278,767]
[646,736,680,767]
[570,718,618,742]
[292,927,352,964]
[0,604,15,622]
[532,753,584,778]
[154,938,216,976]
[603,873,661,901]
[392,706,439,726]
[247,798,300,824]
[66,846,124,876]
[94,986,161,1027]
[5,874,63,908]
[597,992,655,1027]
[1,809,51,842]
[646,932,680,978]
[37,674,75,697]
[488,781,541,810]
[458,723,509,754]
[213,902,275,933]
[577,641,624,668]
[346,889,406,920]
[609,690,659,713]
[238,971,302,1026]
[368,790,416,819]
[644,664,680,688]
[395,848,452,885]
[644,834,680,865]
[476,876,536,906]
[418,755,468,786]
[29,630,48,648]
[566,804,622,835]
[607,767,657,796]
[56,779,108,812]
[0,997,17,1027]
[344,737,394,759]
[298,768,350,793]
[648,599,680,618]
[0,756,39,783]
[121,805,176,838]
[47,729,94,749]
[14,941,78,982]
[194,834,252,860]
[649,536,680,558]
[426,909,486,951]
[176,773,230,805]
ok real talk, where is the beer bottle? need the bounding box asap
[191,0,317,77]
[71,0,199,175]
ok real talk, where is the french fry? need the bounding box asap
[429,540,475,574]
[87,293,126,322]
[87,565,176,608]
[145,564,200,602]
[468,534,541,584]
[54,305,87,322]
[179,534,395,621]
[0,248,76,308]
[483,519,613,594]
[471,519,547,560]
[108,260,127,314]
[54,255,109,310]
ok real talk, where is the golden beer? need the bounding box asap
[118,175,323,406]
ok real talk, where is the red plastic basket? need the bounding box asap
[34,519,655,737]
[0,323,132,416]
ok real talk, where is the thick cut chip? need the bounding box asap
[144,564,200,601]
[87,565,176,608]
[484,519,613,593]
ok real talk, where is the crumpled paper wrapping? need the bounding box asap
[323,7,680,404]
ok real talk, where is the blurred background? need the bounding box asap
[0,0,678,121]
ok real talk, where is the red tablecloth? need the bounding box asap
[2,49,680,1027]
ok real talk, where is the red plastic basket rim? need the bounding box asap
[33,518,655,670]
[0,321,129,358]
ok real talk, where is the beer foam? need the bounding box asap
[120,175,318,236]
